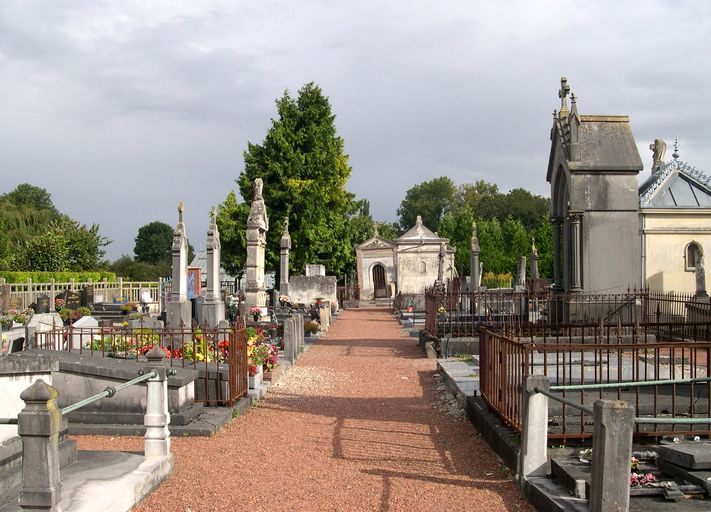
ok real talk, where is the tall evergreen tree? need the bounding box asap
[220,82,364,280]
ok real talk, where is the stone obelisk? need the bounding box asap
[202,207,225,327]
[245,178,269,308]
[166,202,192,328]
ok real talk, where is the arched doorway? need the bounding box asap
[372,264,387,298]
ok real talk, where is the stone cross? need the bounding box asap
[530,238,539,280]
[437,242,445,283]
[280,217,292,297]
[202,206,225,326]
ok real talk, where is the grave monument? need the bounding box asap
[469,221,480,292]
[279,219,291,298]
[245,178,269,308]
[547,77,642,294]
[166,202,191,328]
[202,207,225,327]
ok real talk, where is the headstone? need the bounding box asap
[36,294,51,314]
[245,178,269,309]
[81,285,94,306]
[202,207,225,327]
[305,264,325,277]
[166,202,192,328]
[25,312,63,350]
[280,219,291,296]
[63,290,82,310]
[283,317,296,364]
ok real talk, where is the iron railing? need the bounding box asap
[34,321,248,406]
[480,325,711,440]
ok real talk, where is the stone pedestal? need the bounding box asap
[143,347,171,458]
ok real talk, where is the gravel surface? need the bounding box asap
[74,310,533,512]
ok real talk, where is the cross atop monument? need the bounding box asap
[210,206,216,223]
[558,77,571,114]
[178,201,184,223]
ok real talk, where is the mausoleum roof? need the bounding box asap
[639,158,711,208]
[396,215,448,243]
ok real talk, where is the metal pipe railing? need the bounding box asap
[60,370,158,415]
[551,375,711,391]
[534,386,593,414]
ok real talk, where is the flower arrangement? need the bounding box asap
[249,306,262,322]
[54,298,66,312]
[10,307,34,325]
[245,326,279,374]
[278,295,289,304]
[629,472,657,486]
[437,305,446,315]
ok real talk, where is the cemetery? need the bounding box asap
[3,78,711,511]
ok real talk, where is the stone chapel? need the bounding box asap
[355,216,456,300]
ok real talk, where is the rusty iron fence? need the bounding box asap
[425,287,711,337]
[35,320,248,406]
[479,324,711,441]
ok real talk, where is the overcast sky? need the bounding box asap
[1,1,710,260]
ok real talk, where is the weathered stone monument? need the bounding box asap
[530,238,539,280]
[166,202,191,328]
[202,207,225,327]
[470,222,480,292]
[279,219,291,297]
[305,264,326,277]
[694,245,708,299]
[547,77,642,294]
[515,256,527,290]
[245,178,269,308]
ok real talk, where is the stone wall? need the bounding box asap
[288,276,337,306]
[0,353,58,444]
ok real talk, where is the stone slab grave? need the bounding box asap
[657,442,711,496]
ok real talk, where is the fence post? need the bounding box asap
[143,346,171,457]
[519,375,549,483]
[589,400,634,512]
[17,379,62,511]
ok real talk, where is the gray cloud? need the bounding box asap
[1,0,710,259]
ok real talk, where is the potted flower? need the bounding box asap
[278,295,290,306]
[405,297,415,313]
[249,306,262,323]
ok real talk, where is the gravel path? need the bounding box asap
[75,310,533,512]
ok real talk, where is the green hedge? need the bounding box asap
[0,271,117,283]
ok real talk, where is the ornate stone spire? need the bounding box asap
[673,137,680,160]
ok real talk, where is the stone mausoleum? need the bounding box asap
[547,78,643,294]
[355,216,456,300]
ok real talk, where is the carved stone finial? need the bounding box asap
[178,201,184,224]
[531,237,538,255]
[558,77,571,113]
[374,224,379,237]
[283,217,289,235]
